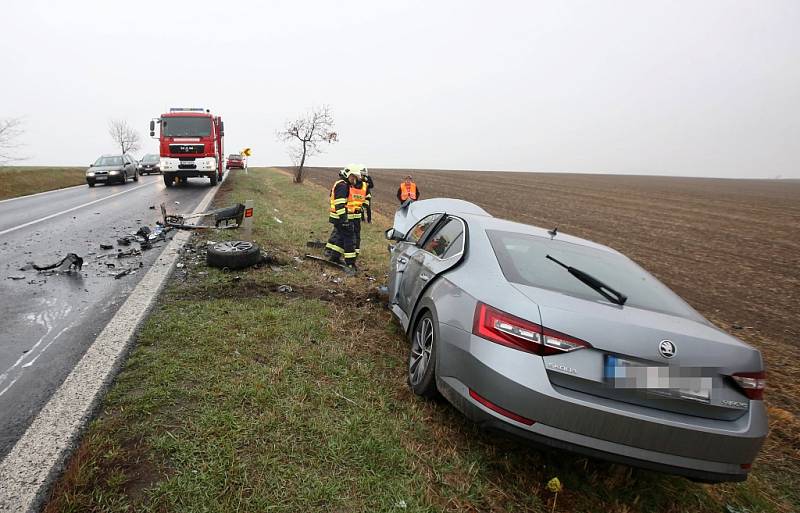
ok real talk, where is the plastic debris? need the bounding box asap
[8,275,26,280]
[277,285,293,293]
[100,243,113,250]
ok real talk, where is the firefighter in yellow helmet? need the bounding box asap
[325,165,367,269]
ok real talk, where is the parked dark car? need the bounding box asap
[137,154,161,175]
[226,154,245,170]
[86,154,139,186]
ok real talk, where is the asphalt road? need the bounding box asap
[0,173,221,460]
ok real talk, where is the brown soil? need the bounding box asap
[304,166,800,469]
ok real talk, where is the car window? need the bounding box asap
[94,156,123,166]
[422,217,465,258]
[405,214,442,245]
[486,229,703,320]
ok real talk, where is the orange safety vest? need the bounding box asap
[400,182,418,201]
[346,182,368,219]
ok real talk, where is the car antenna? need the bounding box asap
[548,226,558,239]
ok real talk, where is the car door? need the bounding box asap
[397,215,467,330]
[389,213,443,326]
[123,155,132,180]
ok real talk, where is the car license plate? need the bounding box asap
[605,355,711,403]
[95,175,106,181]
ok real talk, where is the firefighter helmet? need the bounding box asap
[342,164,365,179]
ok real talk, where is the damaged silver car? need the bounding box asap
[385,198,767,483]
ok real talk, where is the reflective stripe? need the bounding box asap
[325,243,344,254]
[332,198,347,205]
[343,251,357,258]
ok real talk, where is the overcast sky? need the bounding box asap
[1,0,798,178]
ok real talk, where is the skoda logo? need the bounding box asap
[658,340,676,359]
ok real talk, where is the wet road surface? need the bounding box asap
[0,174,221,459]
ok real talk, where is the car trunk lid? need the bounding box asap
[512,284,761,421]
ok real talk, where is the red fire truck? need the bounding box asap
[149,108,224,187]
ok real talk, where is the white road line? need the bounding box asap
[0,181,158,237]
[0,183,86,205]
[0,180,221,513]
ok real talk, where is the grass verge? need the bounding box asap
[43,168,796,513]
[0,166,86,200]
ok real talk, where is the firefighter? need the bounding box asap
[397,174,420,205]
[325,165,366,269]
[361,167,374,224]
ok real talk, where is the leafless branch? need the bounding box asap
[276,105,337,182]
[108,119,141,155]
[0,117,26,165]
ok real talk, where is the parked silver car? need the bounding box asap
[386,199,767,482]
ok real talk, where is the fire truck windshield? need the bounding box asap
[161,117,212,137]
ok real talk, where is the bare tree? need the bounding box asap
[0,117,25,165]
[277,105,338,183]
[108,119,141,155]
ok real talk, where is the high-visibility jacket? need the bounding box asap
[330,180,368,221]
[399,182,418,201]
[346,182,368,220]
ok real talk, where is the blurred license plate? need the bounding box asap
[95,175,106,181]
[605,355,711,403]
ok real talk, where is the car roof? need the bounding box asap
[397,198,619,255]
[462,211,619,255]
[392,198,492,236]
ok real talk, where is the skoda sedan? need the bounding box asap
[385,199,767,482]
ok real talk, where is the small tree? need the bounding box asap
[0,117,25,165]
[277,105,338,183]
[108,119,141,155]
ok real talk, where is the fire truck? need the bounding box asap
[149,108,224,187]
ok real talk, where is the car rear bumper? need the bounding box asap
[437,325,768,481]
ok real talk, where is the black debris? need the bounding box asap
[33,253,84,272]
[100,243,113,250]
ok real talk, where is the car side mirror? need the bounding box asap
[385,228,404,241]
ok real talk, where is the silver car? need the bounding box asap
[386,199,767,483]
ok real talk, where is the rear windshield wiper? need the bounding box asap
[546,255,628,306]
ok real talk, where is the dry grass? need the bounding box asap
[0,166,86,200]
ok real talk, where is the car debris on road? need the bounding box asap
[32,253,84,273]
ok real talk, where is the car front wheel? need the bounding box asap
[408,310,438,398]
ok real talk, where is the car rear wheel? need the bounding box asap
[408,311,438,398]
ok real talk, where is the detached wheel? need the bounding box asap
[408,311,438,398]
[206,241,262,269]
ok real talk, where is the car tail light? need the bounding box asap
[731,371,766,400]
[469,389,535,426]
[472,302,591,356]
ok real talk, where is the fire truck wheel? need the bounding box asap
[210,173,218,186]
[206,241,262,269]
[164,175,174,187]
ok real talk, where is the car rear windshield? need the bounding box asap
[142,155,159,163]
[162,117,212,137]
[94,156,123,166]
[486,230,703,320]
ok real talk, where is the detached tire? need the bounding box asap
[206,241,262,269]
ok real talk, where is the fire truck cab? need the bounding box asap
[150,108,224,187]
